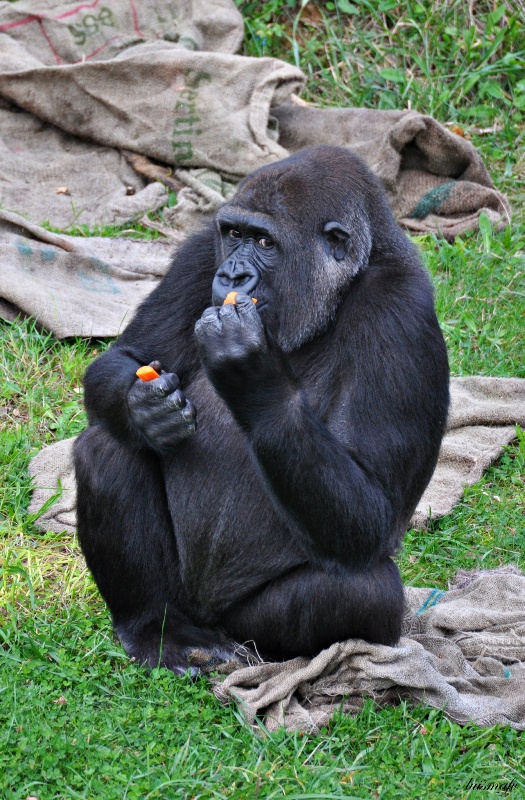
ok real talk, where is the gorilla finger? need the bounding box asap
[179,420,197,438]
[234,294,264,326]
[199,307,222,326]
[128,380,153,407]
[148,360,162,374]
[181,399,197,422]
[155,373,181,396]
[131,373,180,403]
[217,303,236,319]
[195,319,222,348]
[164,388,185,410]
[233,292,255,310]
[162,396,196,424]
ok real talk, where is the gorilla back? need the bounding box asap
[74,146,449,673]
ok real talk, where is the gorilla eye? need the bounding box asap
[257,237,273,249]
[228,229,242,240]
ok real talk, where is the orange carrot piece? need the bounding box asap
[223,291,257,305]
[136,365,160,381]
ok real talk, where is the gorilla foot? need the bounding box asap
[115,617,247,676]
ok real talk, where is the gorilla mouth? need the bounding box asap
[212,295,265,309]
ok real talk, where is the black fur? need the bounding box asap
[74,146,449,672]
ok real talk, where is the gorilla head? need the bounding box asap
[212,147,384,351]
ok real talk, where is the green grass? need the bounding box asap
[238,0,525,121]
[2,1,525,798]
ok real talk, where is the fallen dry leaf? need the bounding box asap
[449,124,465,137]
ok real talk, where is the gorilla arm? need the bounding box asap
[195,294,395,567]
[81,228,220,452]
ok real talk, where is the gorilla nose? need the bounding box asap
[212,273,259,305]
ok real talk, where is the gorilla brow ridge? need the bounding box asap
[216,207,278,235]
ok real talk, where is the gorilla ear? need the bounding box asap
[323,222,351,262]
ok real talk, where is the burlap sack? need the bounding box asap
[274,102,511,241]
[0,0,510,241]
[0,209,173,337]
[0,42,303,175]
[0,0,304,229]
[0,96,172,230]
[0,0,245,61]
[413,376,525,526]
[215,569,525,733]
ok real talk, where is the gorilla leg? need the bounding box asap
[74,426,237,673]
[223,558,404,659]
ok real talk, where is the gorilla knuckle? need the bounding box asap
[156,374,179,396]
[182,400,196,421]
[165,388,184,409]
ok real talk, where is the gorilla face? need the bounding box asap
[211,210,280,308]
[212,151,376,352]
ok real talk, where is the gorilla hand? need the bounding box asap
[195,293,293,431]
[128,369,196,453]
[195,293,267,375]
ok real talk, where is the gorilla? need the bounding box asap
[74,145,449,673]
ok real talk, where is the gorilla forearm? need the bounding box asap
[83,347,145,443]
[82,228,218,449]
[232,382,394,564]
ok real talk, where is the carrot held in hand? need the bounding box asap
[136,365,160,381]
[223,291,257,305]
